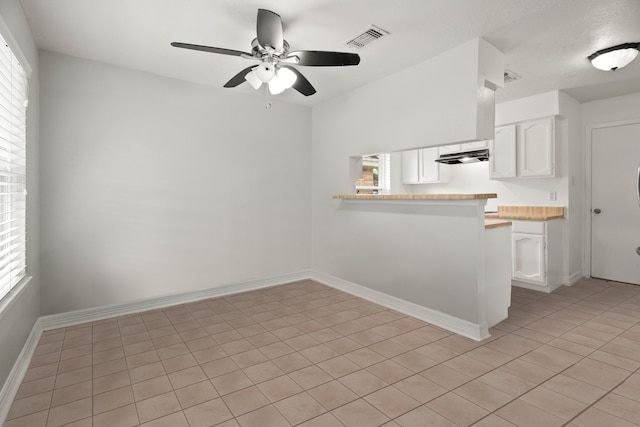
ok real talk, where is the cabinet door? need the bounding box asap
[438,144,461,155]
[460,140,488,151]
[401,150,420,184]
[512,233,546,284]
[418,147,440,183]
[489,125,516,179]
[517,118,554,177]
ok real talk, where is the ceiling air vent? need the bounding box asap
[346,25,390,50]
[504,70,521,83]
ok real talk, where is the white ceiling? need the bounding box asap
[19,0,640,107]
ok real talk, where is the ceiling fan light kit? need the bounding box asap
[588,42,640,71]
[171,8,360,102]
[244,69,263,90]
[243,64,298,94]
[255,62,275,83]
[267,67,297,94]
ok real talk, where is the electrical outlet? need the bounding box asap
[549,191,557,201]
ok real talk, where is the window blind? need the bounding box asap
[0,33,27,302]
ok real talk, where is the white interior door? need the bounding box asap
[591,122,640,285]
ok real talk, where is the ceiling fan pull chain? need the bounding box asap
[265,84,272,109]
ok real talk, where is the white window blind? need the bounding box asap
[0,33,27,302]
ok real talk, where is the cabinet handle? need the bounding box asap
[637,165,640,207]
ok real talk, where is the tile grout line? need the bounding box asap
[4,289,588,425]
[559,284,640,426]
[530,282,640,426]
[561,367,639,427]
[425,281,640,426]
[7,280,640,426]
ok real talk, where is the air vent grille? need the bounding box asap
[346,25,390,50]
[504,70,521,83]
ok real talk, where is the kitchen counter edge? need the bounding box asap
[484,219,512,229]
[333,194,497,200]
[484,213,564,221]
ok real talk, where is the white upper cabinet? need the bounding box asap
[402,147,449,184]
[517,118,554,177]
[490,117,555,179]
[438,144,460,155]
[460,140,488,151]
[418,147,440,182]
[439,141,488,155]
[490,125,516,178]
[402,150,420,184]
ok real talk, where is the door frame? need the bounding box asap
[583,117,640,280]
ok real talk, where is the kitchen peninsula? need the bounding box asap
[330,193,511,340]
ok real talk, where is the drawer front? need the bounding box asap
[512,220,545,234]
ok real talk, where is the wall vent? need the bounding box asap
[504,70,521,83]
[346,25,390,50]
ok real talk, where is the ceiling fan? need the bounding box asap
[171,9,360,97]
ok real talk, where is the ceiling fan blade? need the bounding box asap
[257,9,283,51]
[171,42,251,57]
[287,50,360,66]
[223,66,256,88]
[282,66,316,96]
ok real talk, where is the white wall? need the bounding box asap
[396,90,585,284]
[311,39,505,330]
[582,92,640,126]
[39,51,312,315]
[0,0,40,389]
[312,196,488,326]
[559,92,583,284]
[316,38,501,168]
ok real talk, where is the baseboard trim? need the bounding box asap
[0,318,43,423]
[565,272,584,286]
[1,271,314,424]
[310,270,489,341]
[1,268,490,423]
[39,270,313,331]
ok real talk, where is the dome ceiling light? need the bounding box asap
[588,42,640,71]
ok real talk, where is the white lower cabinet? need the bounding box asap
[511,220,562,293]
[512,233,545,284]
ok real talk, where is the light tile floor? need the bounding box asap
[4,277,640,426]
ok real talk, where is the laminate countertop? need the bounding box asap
[333,193,497,200]
[484,205,564,221]
[484,219,512,229]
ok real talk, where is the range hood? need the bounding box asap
[435,148,490,165]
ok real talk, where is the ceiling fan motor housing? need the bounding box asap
[251,38,290,61]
